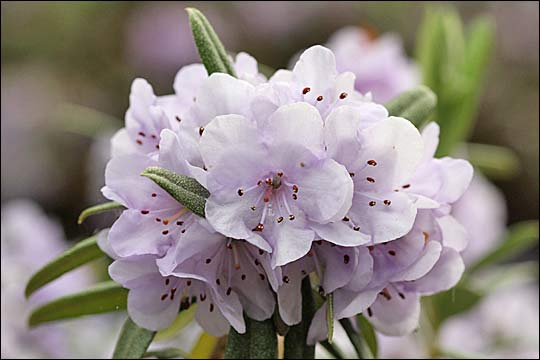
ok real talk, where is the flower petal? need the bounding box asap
[437,215,468,252]
[293,158,353,224]
[292,45,337,91]
[191,73,254,127]
[368,289,420,336]
[405,247,465,295]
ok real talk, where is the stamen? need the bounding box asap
[366,177,375,183]
[369,201,376,207]
[138,132,146,137]
[316,95,324,101]
[136,139,143,145]
[259,273,265,281]
[140,210,149,215]
[205,258,212,264]
[388,250,396,256]
[380,288,392,300]
[232,243,241,270]
[162,208,189,225]
[199,127,204,136]
[175,116,181,122]
[343,254,350,264]
[367,159,377,166]
[339,92,348,99]
[237,188,244,196]
[383,200,391,206]
[367,307,373,317]
[402,184,411,189]
[283,276,290,283]
[302,87,311,94]
[277,216,284,223]
[151,193,157,197]
[160,294,168,301]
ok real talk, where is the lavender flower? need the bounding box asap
[307,122,472,342]
[201,101,359,267]
[326,26,420,102]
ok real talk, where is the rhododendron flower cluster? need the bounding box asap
[100,45,473,339]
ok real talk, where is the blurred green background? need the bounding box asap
[1,1,538,242]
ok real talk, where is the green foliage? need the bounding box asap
[113,317,156,359]
[469,220,539,274]
[356,314,378,358]
[384,85,437,127]
[224,315,277,359]
[25,235,105,297]
[416,7,494,156]
[141,166,208,218]
[284,277,316,359]
[78,201,123,224]
[187,7,236,76]
[28,281,127,326]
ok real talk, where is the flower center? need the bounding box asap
[236,171,299,232]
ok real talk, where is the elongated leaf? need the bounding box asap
[78,201,123,224]
[466,143,520,180]
[25,236,104,298]
[384,86,437,127]
[469,220,539,274]
[284,277,316,359]
[319,340,345,359]
[141,167,207,218]
[326,293,334,344]
[428,286,483,329]
[191,332,219,359]
[113,317,156,359]
[186,8,235,76]
[224,325,250,359]
[339,318,365,359]
[356,314,378,358]
[143,166,209,198]
[29,281,127,326]
[154,304,197,341]
[248,318,277,359]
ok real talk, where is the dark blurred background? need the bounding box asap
[1,1,538,241]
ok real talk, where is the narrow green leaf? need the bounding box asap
[196,8,236,76]
[224,325,250,359]
[356,314,378,358]
[326,293,334,344]
[143,166,209,198]
[248,317,277,359]
[113,317,156,359]
[28,281,127,326]
[141,167,207,218]
[415,7,445,91]
[428,286,483,329]
[186,8,235,76]
[319,340,345,359]
[144,348,190,359]
[339,318,365,359]
[78,201,123,224]
[384,85,437,127]
[466,143,521,180]
[284,277,316,359]
[25,236,104,298]
[469,220,539,274]
[154,304,197,341]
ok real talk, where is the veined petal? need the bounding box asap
[199,114,262,169]
[264,102,325,154]
[173,63,207,101]
[311,221,370,247]
[191,73,254,127]
[437,215,468,252]
[294,158,353,223]
[436,158,474,204]
[292,45,338,91]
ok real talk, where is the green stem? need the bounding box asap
[319,340,345,359]
[339,318,364,359]
[284,277,316,359]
